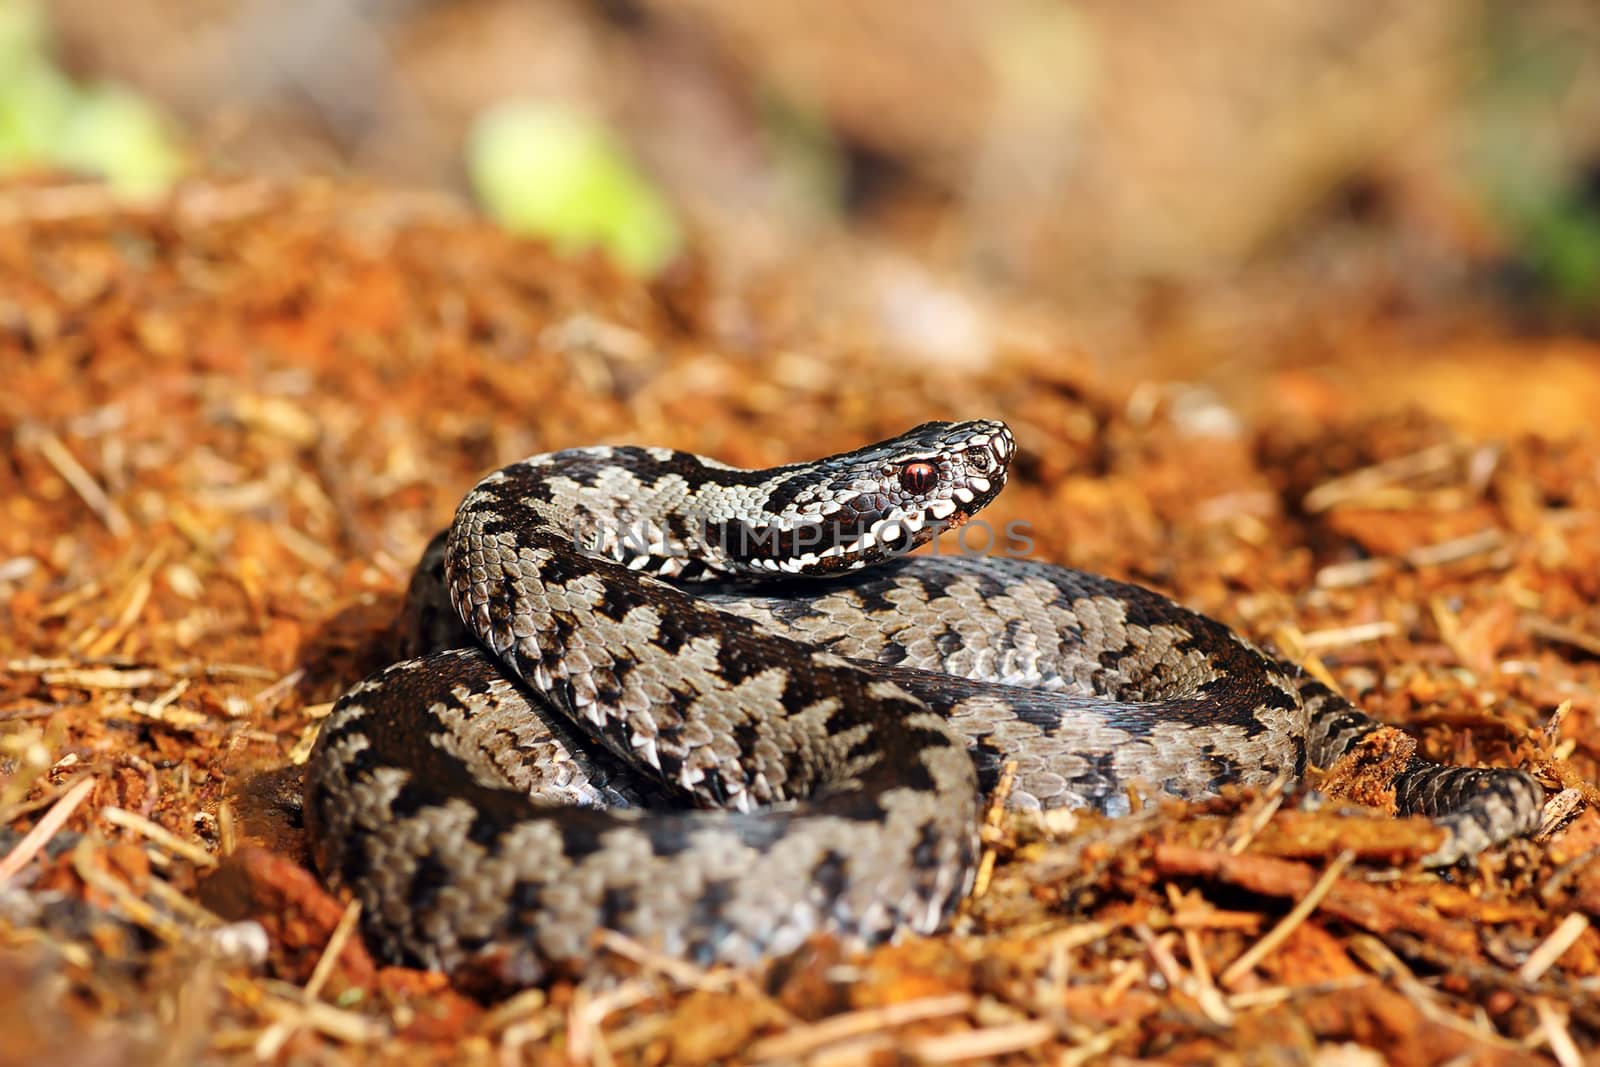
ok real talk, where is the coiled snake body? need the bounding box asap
[304,420,1544,982]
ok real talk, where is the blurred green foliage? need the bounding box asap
[0,0,184,195]
[467,101,681,276]
[1518,192,1600,315]
[757,87,846,221]
[1469,7,1600,320]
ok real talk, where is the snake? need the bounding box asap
[302,419,1545,983]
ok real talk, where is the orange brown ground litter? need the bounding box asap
[1,178,1599,1065]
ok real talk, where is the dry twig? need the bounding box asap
[1219,850,1354,988]
[0,776,96,881]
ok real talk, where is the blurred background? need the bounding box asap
[3,0,1599,393]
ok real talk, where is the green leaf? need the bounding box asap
[467,101,681,275]
[0,63,74,164]
[53,84,186,196]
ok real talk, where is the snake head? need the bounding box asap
[721,419,1015,577]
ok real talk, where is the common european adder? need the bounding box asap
[303,420,1545,982]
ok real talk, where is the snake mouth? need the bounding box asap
[717,499,996,576]
[706,419,1015,577]
[765,440,1012,574]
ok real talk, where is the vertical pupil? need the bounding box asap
[902,463,934,493]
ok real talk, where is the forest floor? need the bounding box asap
[2,178,1599,1065]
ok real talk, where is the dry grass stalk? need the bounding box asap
[1135,922,1234,1026]
[566,980,655,1067]
[26,426,133,537]
[1518,914,1590,984]
[69,838,190,945]
[972,760,1018,899]
[1298,620,1401,652]
[251,986,389,1053]
[1224,976,1370,1010]
[101,806,218,869]
[594,929,737,994]
[1165,885,1232,1024]
[79,547,168,657]
[497,1016,555,1066]
[37,665,165,689]
[905,1019,1056,1062]
[1301,444,1459,514]
[483,988,553,1065]
[7,659,278,683]
[1347,936,1525,1050]
[1314,557,1396,589]
[1057,1021,1134,1066]
[1040,920,1117,950]
[1526,616,1600,659]
[143,874,227,929]
[0,775,97,881]
[1404,528,1506,568]
[747,993,974,1060]
[480,987,548,1034]
[1312,529,1511,593]
[1223,775,1287,855]
[252,669,307,711]
[1535,998,1583,1067]
[0,725,67,817]
[1219,850,1354,988]
[1099,956,1146,1003]
[303,899,363,1003]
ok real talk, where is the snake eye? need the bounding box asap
[899,461,938,494]
[966,447,992,474]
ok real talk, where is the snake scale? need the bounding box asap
[303,420,1545,983]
